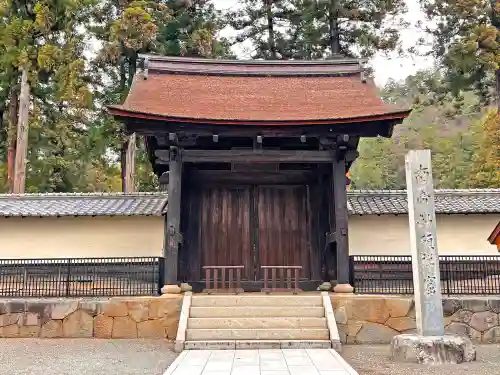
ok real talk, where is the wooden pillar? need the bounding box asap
[332,154,353,293]
[164,146,182,285]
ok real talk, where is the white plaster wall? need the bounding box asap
[0,216,164,258]
[349,214,500,255]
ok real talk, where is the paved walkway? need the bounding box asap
[164,349,358,375]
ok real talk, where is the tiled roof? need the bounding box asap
[0,193,168,217]
[108,56,410,124]
[0,189,497,218]
[347,189,500,215]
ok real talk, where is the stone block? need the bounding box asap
[137,319,165,339]
[184,340,235,350]
[161,284,181,294]
[334,307,348,325]
[235,340,281,349]
[51,301,78,320]
[40,320,63,338]
[102,301,128,317]
[7,301,26,313]
[348,297,389,324]
[445,322,481,342]
[0,313,22,327]
[452,309,474,324]
[180,283,192,292]
[23,313,40,326]
[386,298,413,318]
[461,298,490,313]
[20,325,40,337]
[345,321,363,337]
[469,311,498,332]
[163,314,180,340]
[79,301,102,316]
[482,326,500,343]
[94,315,113,338]
[63,310,93,338]
[318,282,332,291]
[0,301,6,315]
[488,298,500,313]
[127,301,150,323]
[390,334,476,364]
[149,297,181,319]
[280,340,332,349]
[26,302,51,324]
[112,316,137,338]
[386,317,417,332]
[1,324,20,338]
[355,322,398,344]
[442,299,462,317]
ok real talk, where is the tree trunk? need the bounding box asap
[7,86,19,193]
[124,133,136,193]
[265,0,277,59]
[13,68,30,194]
[328,0,341,55]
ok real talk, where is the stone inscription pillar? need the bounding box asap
[405,149,444,336]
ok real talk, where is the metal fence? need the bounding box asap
[0,257,164,297]
[350,255,500,295]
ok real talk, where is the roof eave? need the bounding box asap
[108,105,412,126]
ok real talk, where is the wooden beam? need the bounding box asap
[164,146,182,285]
[155,149,333,163]
[332,155,350,286]
[188,170,315,185]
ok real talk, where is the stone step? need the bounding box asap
[191,295,323,307]
[190,306,325,318]
[184,340,332,350]
[186,328,330,341]
[187,317,327,329]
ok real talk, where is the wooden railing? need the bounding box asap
[202,265,244,294]
[262,266,302,294]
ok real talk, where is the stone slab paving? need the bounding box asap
[164,349,358,375]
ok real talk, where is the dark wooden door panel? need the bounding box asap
[256,186,311,279]
[199,186,253,280]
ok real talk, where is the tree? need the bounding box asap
[469,109,500,187]
[419,0,500,110]
[228,0,407,60]
[0,0,94,192]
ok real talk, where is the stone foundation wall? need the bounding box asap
[0,295,182,339]
[332,295,500,344]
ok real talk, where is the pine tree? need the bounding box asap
[419,0,500,109]
[228,0,407,60]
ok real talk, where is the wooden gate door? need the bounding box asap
[256,185,312,281]
[199,186,253,280]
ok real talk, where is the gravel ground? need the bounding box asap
[1,340,500,375]
[0,339,178,375]
[342,344,500,375]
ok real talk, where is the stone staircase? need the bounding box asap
[179,293,340,350]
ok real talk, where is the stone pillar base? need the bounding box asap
[161,284,182,294]
[333,283,354,293]
[390,334,476,364]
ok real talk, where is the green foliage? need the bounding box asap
[352,70,499,190]
[418,0,500,105]
[228,0,407,59]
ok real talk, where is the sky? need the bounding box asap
[213,0,435,86]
